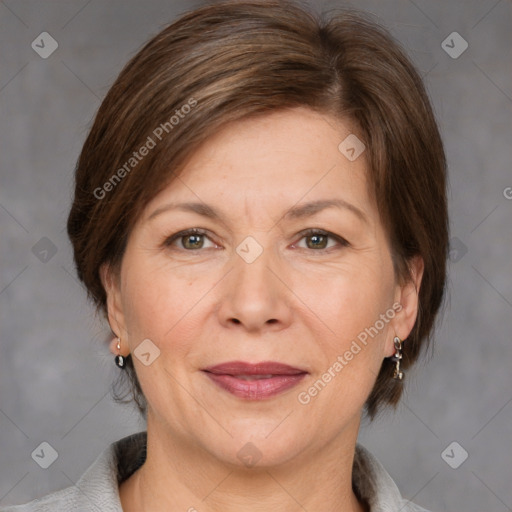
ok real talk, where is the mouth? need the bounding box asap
[202,361,308,400]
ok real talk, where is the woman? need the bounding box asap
[2,1,448,510]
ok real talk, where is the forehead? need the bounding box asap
[143,107,377,227]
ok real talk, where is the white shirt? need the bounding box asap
[0,431,430,511]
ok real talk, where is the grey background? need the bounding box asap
[0,0,511,510]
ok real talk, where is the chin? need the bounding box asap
[205,420,309,469]
[226,437,306,470]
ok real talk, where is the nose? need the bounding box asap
[217,242,293,333]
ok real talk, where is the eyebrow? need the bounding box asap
[148,198,368,225]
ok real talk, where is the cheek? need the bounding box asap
[296,257,395,394]
[119,255,216,353]
[296,282,392,424]
[300,255,394,335]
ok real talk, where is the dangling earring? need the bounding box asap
[115,337,126,369]
[391,336,404,380]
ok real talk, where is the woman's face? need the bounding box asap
[105,107,421,467]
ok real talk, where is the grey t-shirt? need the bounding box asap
[0,431,430,511]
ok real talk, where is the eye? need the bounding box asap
[163,228,217,251]
[163,228,349,252]
[293,229,349,251]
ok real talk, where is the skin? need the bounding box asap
[102,107,423,512]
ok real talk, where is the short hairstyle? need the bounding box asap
[67,0,448,419]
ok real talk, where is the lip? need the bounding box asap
[202,361,308,400]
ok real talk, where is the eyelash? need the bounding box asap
[162,228,349,252]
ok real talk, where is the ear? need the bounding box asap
[100,263,130,357]
[385,255,424,357]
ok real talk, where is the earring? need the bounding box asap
[391,336,404,380]
[115,338,126,369]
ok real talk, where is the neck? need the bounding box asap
[120,414,368,512]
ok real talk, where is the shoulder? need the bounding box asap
[0,486,86,512]
[0,432,147,512]
[353,443,432,512]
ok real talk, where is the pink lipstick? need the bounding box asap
[202,361,307,400]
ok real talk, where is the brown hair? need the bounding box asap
[67,0,448,419]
